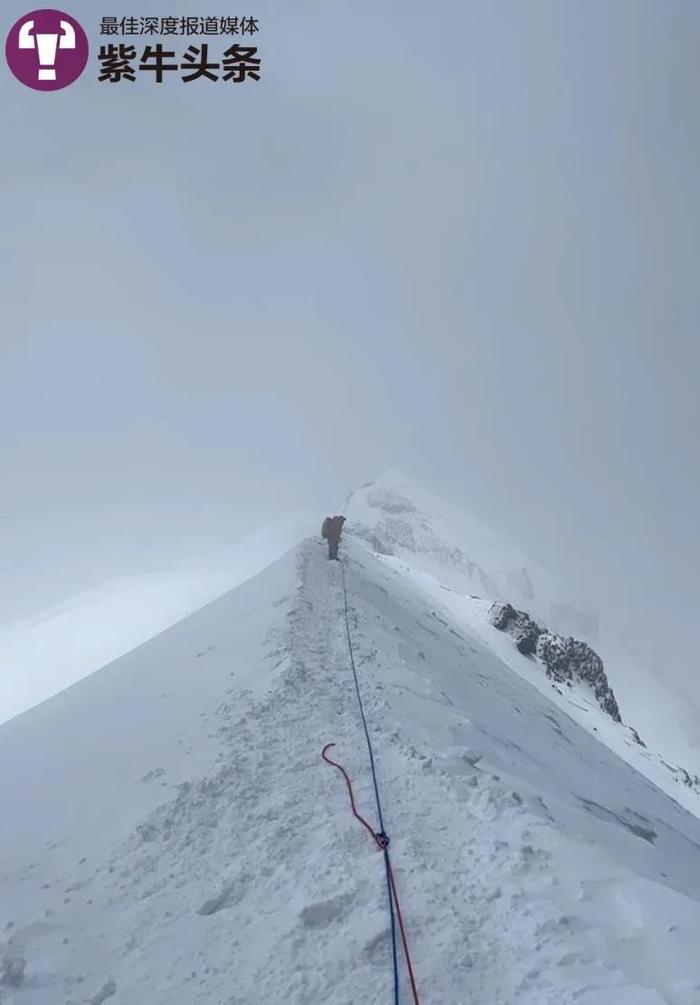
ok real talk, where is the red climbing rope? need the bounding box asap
[322,743,383,847]
[321,743,422,1005]
[384,855,421,1005]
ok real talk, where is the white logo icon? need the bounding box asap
[18,18,75,81]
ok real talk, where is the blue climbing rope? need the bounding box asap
[340,558,401,1005]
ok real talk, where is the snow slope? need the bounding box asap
[345,470,600,642]
[0,572,237,727]
[0,513,315,725]
[2,537,700,1003]
[345,472,700,792]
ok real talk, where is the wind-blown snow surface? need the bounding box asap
[0,572,237,727]
[0,513,315,725]
[345,470,600,642]
[345,472,700,794]
[2,539,700,1003]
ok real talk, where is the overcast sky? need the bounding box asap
[2,1,699,701]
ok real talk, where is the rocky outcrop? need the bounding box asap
[489,603,541,656]
[489,602,518,631]
[489,602,621,723]
[537,634,621,722]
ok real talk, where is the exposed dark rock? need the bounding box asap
[489,603,542,650]
[516,632,539,656]
[536,634,621,723]
[489,602,521,632]
[489,602,622,724]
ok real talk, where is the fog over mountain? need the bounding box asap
[3,1,699,717]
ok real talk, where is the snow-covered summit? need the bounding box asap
[345,470,598,640]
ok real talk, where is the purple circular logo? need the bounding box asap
[5,8,88,91]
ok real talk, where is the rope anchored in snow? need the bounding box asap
[321,743,421,1005]
[320,558,421,1005]
[322,742,390,850]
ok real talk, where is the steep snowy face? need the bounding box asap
[0,513,316,725]
[345,471,598,641]
[0,572,238,725]
[345,473,700,805]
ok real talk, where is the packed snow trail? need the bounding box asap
[328,559,421,1005]
[338,558,401,1005]
[3,539,700,1002]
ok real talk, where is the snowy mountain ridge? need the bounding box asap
[345,472,700,809]
[345,471,600,641]
[3,477,700,1001]
[0,512,316,726]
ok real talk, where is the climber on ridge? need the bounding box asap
[321,514,346,561]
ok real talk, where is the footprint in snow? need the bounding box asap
[137,768,166,784]
[89,979,117,1004]
[299,891,354,928]
[363,927,391,964]
[197,883,239,916]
